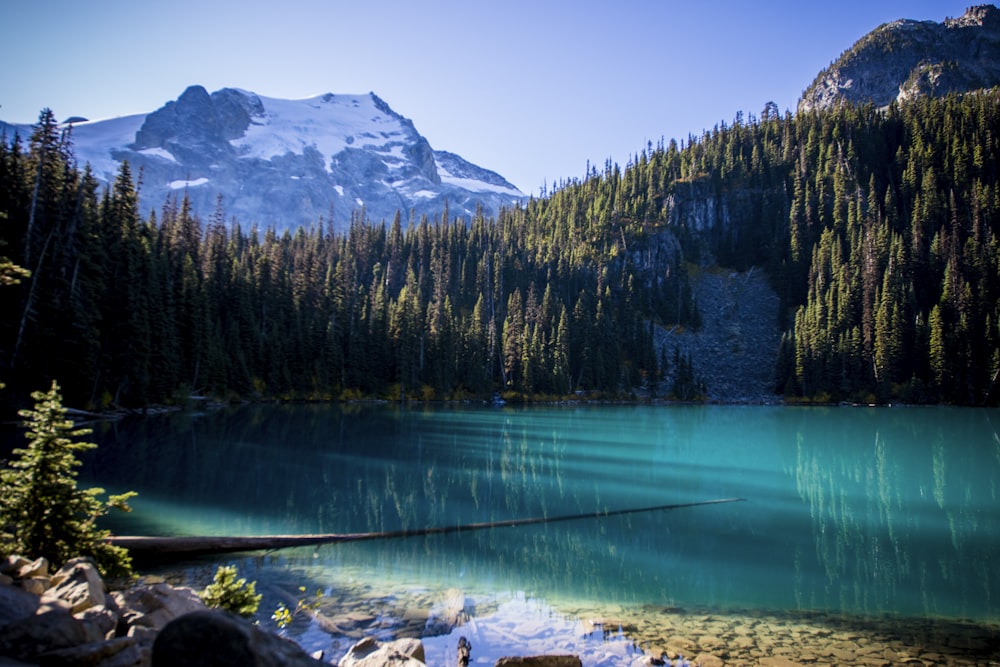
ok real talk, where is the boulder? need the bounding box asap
[74,604,121,640]
[16,557,49,580]
[34,636,147,667]
[42,558,105,613]
[1,554,32,575]
[338,636,426,667]
[0,580,41,627]
[113,582,205,632]
[494,658,582,667]
[16,578,48,596]
[0,607,104,663]
[151,609,325,667]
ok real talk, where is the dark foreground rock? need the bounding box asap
[152,609,324,667]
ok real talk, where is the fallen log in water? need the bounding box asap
[108,497,746,562]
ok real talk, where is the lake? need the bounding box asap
[51,404,1000,662]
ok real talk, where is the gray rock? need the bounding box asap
[16,558,49,580]
[0,607,104,663]
[35,636,146,667]
[338,636,426,667]
[112,582,205,632]
[16,579,48,596]
[151,609,325,667]
[42,558,105,614]
[73,605,120,641]
[0,581,41,627]
[1,555,31,575]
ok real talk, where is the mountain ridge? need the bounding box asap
[0,86,525,232]
[799,4,1000,112]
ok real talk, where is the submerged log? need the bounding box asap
[108,497,746,562]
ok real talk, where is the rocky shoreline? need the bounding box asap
[270,578,1000,667]
[0,555,578,667]
[3,553,998,667]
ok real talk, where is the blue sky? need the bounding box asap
[0,0,971,195]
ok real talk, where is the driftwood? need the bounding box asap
[108,497,746,562]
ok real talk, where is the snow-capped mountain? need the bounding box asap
[2,85,525,231]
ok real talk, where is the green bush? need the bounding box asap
[200,565,262,617]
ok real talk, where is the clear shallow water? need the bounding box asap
[66,403,1000,626]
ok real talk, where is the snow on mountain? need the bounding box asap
[1,86,525,231]
[71,114,147,177]
[231,91,402,168]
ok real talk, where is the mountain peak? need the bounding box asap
[798,4,1000,113]
[945,4,1000,28]
[368,92,398,117]
[3,86,524,232]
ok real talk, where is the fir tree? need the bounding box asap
[0,381,136,576]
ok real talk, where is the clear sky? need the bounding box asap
[0,0,972,195]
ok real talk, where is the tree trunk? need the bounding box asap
[108,498,745,563]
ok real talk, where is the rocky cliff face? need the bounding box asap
[799,5,1000,112]
[664,177,764,236]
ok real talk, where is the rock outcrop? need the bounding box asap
[0,554,205,667]
[799,5,1000,112]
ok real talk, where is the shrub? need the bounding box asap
[200,565,262,617]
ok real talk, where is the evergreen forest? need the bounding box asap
[2,88,1000,409]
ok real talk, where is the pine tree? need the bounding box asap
[0,381,136,576]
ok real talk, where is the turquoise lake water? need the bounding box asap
[69,403,1000,625]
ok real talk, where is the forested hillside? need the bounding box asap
[776,92,1000,404]
[2,88,1000,408]
[0,110,690,409]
